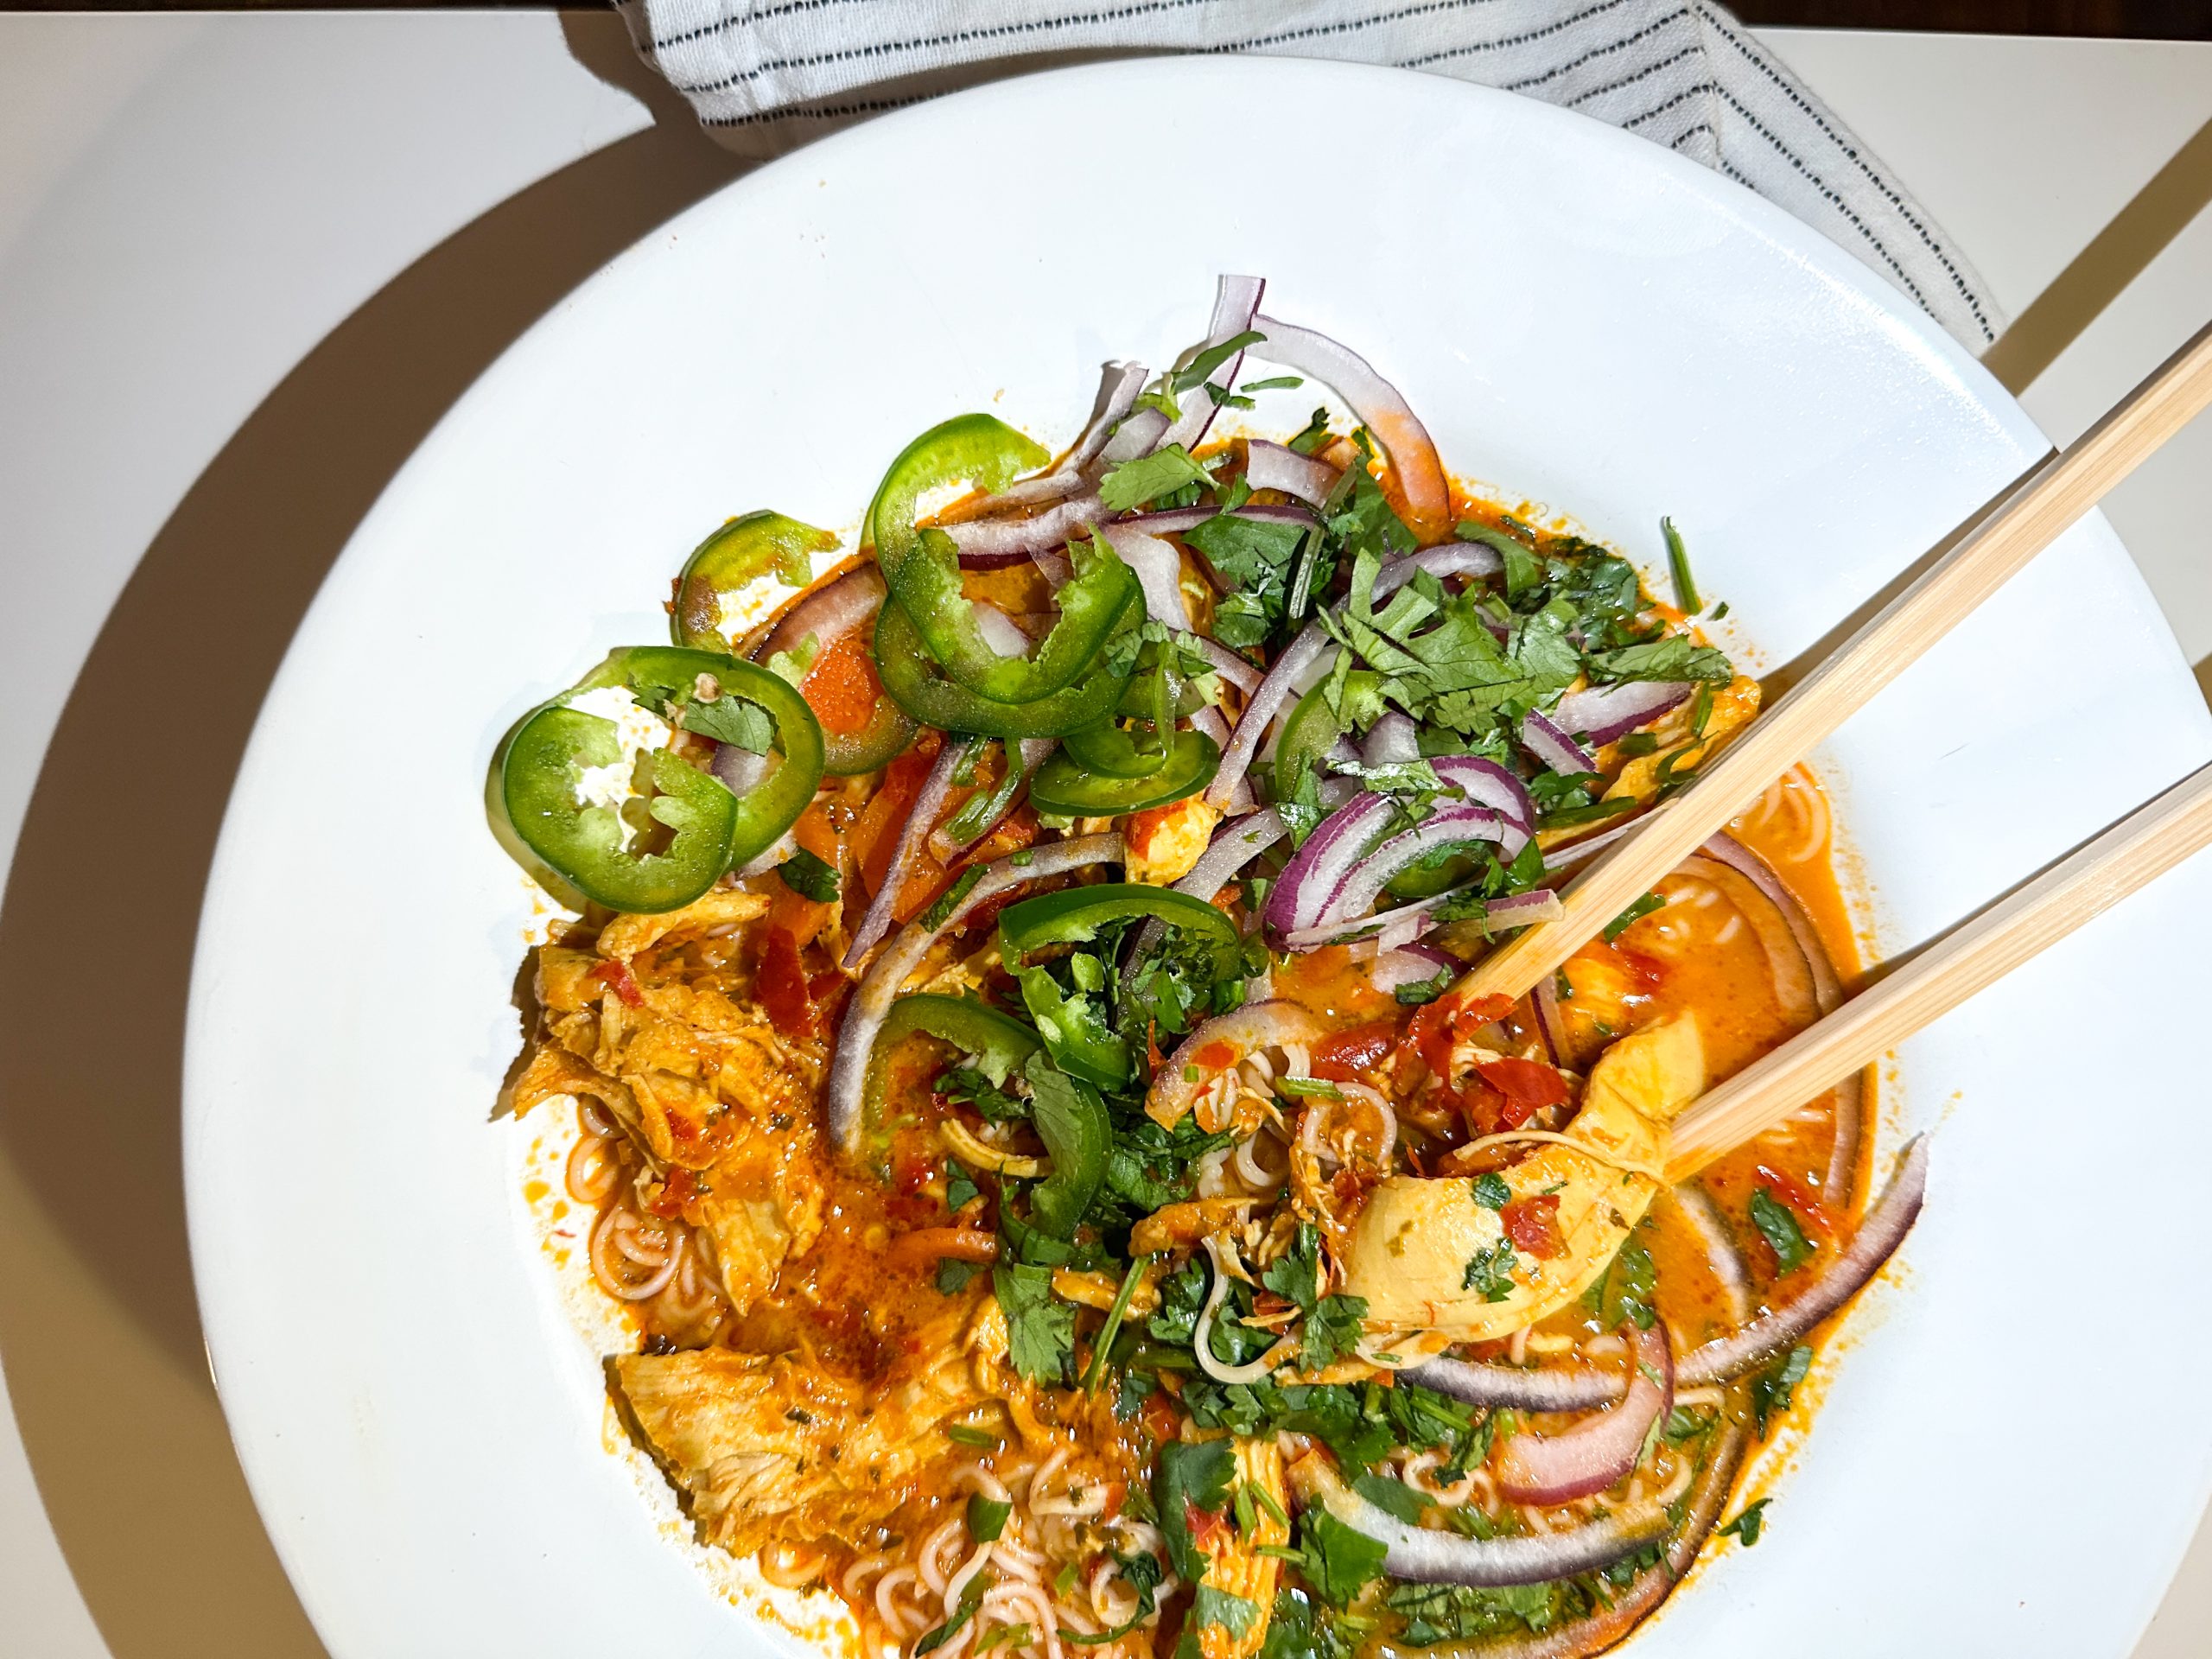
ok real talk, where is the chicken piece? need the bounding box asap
[615,1296,1012,1553]
[1130,1198,1255,1258]
[1192,1438,1291,1659]
[1126,795,1224,887]
[597,887,768,962]
[1340,1015,1704,1339]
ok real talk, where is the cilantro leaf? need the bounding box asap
[1719,1497,1770,1548]
[1174,329,1266,395]
[936,1258,982,1294]
[1351,1472,1428,1523]
[1586,635,1732,684]
[1295,1508,1387,1608]
[1192,1585,1262,1638]
[680,694,776,753]
[1100,445,1213,514]
[1604,891,1667,943]
[1749,1187,1815,1274]
[1462,1243,1517,1302]
[1470,1173,1510,1211]
[994,1264,1076,1386]
[1156,1439,1237,1580]
[968,1493,1012,1542]
[1262,1223,1323,1312]
[776,847,839,903]
[1588,1235,1657,1331]
[1300,1294,1369,1371]
[944,1164,982,1214]
[1751,1344,1813,1435]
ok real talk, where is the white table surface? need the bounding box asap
[0,14,2205,1657]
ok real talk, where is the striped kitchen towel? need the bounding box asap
[615,0,2003,353]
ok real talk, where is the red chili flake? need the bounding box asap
[588,959,645,1008]
[1501,1194,1564,1258]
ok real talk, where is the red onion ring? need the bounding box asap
[1428,754,1535,833]
[1465,1385,1751,1658]
[1521,709,1596,776]
[1103,524,1192,629]
[1496,1322,1673,1504]
[842,736,972,971]
[944,493,1106,568]
[1405,1136,1929,1410]
[927,736,1056,863]
[1206,621,1330,810]
[1263,790,1391,937]
[1541,810,1645,878]
[1550,681,1694,747]
[758,561,886,664]
[709,741,768,799]
[826,833,1123,1150]
[1483,888,1563,928]
[1190,705,1254,815]
[1697,830,1862,1198]
[967,362,1149,516]
[1531,969,1570,1065]
[1370,542,1503,603]
[1249,313,1451,541]
[1243,439,1341,507]
[1297,1455,1671,1588]
[1185,636,1262,698]
[1678,1135,1929,1389]
[1147,1000,1327,1128]
[1319,804,1522,926]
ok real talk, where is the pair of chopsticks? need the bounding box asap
[1453,318,2212,1183]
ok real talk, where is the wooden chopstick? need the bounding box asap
[1665,760,2212,1180]
[1456,316,2212,1007]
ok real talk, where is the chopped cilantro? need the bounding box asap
[915,1570,989,1653]
[937,1259,982,1295]
[1586,634,1732,684]
[1749,1186,1815,1274]
[1241,375,1303,393]
[1262,1224,1324,1311]
[944,1421,996,1446]
[995,1263,1076,1385]
[1286,408,1333,455]
[1751,1344,1813,1434]
[1301,1294,1370,1371]
[1587,1234,1657,1331]
[776,846,839,903]
[968,1493,1012,1541]
[1461,1243,1517,1302]
[679,694,776,753]
[1351,1472,1428,1522]
[1719,1497,1770,1547]
[944,1164,982,1214]
[1470,1173,1511,1211]
[1174,329,1266,395]
[1192,1585,1262,1637]
[1662,517,1700,613]
[1293,1509,1388,1608]
[1156,1439,1237,1580]
[1100,444,1214,513]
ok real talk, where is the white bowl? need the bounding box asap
[185,54,2212,1658]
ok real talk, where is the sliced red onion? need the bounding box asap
[943,492,1105,567]
[1401,1354,1621,1414]
[709,741,769,799]
[1121,503,1319,544]
[1370,542,1503,604]
[1263,791,1392,937]
[1098,405,1167,467]
[971,601,1033,657]
[827,833,1122,1151]
[1549,681,1694,747]
[1282,880,1470,952]
[841,736,972,971]
[1360,712,1420,767]
[1158,274,1265,453]
[758,561,884,664]
[1679,1135,1929,1389]
[1181,707,1252,817]
[1206,621,1329,810]
[1369,942,1455,995]
[1483,888,1564,929]
[1695,830,1862,1198]
[1667,1181,1756,1328]
[1319,804,1518,926]
[1174,806,1287,902]
[1429,754,1535,835]
[1496,1322,1672,1504]
[969,361,1148,513]
[1243,439,1341,507]
[1300,1459,1670,1589]
[1103,524,1193,630]
[1147,1000,1326,1128]
[1249,313,1450,540]
[1462,1386,1749,1658]
[1185,635,1262,697]
[1521,709,1596,776]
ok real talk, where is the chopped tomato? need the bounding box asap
[1501,1193,1563,1258]
[1310,1018,1401,1082]
[588,959,644,1008]
[1616,945,1669,989]
[1475,1056,1570,1129]
[1185,1502,1229,1554]
[1402,992,1513,1079]
[1193,1039,1239,1071]
[808,969,852,1030]
[1455,1077,1511,1137]
[755,926,815,1036]
[799,629,887,736]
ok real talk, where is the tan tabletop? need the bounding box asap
[0,14,2205,1656]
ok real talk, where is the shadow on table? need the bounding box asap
[0,16,748,1656]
